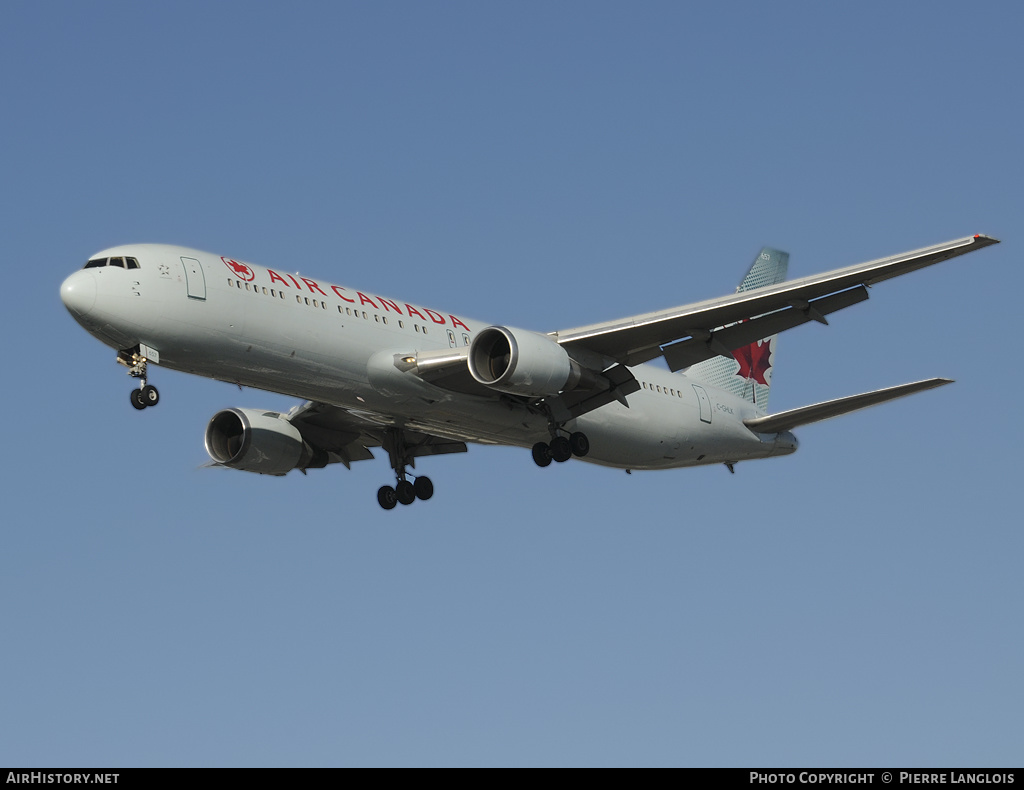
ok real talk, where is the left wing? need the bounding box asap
[552,234,999,371]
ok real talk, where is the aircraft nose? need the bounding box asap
[60,270,96,318]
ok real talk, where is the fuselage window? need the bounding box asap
[374,315,379,323]
[227,278,233,287]
[362,311,367,319]
[346,307,352,316]
[296,295,302,304]
[84,258,106,269]
[108,257,125,268]
[399,320,405,329]
[312,299,318,308]
[245,283,251,292]
[415,325,420,333]
[422,327,428,335]
[462,334,470,346]
[262,287,268,295]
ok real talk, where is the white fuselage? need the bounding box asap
[61,244,796,470]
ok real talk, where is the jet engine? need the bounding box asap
[205,408,327,476]
[468,325,593,398]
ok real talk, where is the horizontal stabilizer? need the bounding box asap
[743,378,953,434]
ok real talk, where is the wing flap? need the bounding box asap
[547,363,642,420]
[743,378,952,434]
[661,285,870,372]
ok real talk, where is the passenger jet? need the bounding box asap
[60,234,998,509]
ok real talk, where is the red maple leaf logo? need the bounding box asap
[221,257,255,282]
[733,338,772,386]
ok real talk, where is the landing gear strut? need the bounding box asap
[119,349,160,410]
[532,430,590,468]
[377,428,434,510]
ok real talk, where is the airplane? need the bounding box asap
[60,233,999,509]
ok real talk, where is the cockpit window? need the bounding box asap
[82,256,141,270]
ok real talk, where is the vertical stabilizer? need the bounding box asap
[684,247,789,410]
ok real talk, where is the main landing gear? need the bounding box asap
[532,430,590,467]
[377,476,434,510]
[118,349,160,410]
[377,427,434,510]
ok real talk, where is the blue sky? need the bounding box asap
[1,1,1021,767]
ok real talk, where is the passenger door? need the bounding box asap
[181,257,206,301]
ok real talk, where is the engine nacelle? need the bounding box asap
[468,325,578,398]
[204,408,325,476]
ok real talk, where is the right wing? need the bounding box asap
[358,235,998,426]
[553,235,999,371]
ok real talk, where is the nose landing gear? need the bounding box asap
[118,348,160,411]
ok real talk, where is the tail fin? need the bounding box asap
[685,247,789,410]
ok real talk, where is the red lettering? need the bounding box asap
[405,304,426,321]
[357,292,379,309]
[331,285,355,303]
[378,297,402,314]
[301,277,327,296]
[287,274,303,290]
[267,269,291,287]
[450,315,469,331]
[424,309,446,325]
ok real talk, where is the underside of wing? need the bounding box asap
[553,234,999,369]
[287,401,467,468]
